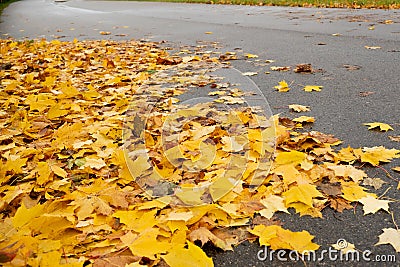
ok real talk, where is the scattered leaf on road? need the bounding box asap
[289,104,310,112]
[364,122,393,132]
[362,177,386,190]
[389,136,400,142]
[292,116,315,123]
[245,53,258,58]
[376,228,400,252]
[358,196,391,215]
[274,80,290,92]
[304,85,323,92]
[242,71,258,76]
[270,66,290,71]
[365,46,381,50]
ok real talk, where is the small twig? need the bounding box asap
[376,165,398,182]
[353,202,358,214]
[378,186,392,199]
[300,256,308,267]
[381,197,400,202]
[391,212,399,231]
[354,163,366,169]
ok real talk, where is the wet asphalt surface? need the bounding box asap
[1,1,400,266]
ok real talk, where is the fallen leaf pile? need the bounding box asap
[0,39,399,266]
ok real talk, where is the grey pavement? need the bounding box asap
[1,1,400,266]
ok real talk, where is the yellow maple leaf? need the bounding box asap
[363,122,393,132]
[289,104,310,112]
[1,155,27,177]
[283,184,323,207]
[50,165,68,178]
[276,151,306,165]
[292,116,315,123]
[176,187,205,206]
[341,182,371,202]
[250,225,319,253]
[41,76,56,88]
[303,85,323,92]
[245,53,258,58]
[259,195,290,219]
[162,241,214,267]
[12,203,45,229]
[209,175,238,202]
[274,80,290,92]
[59,82,80,98]
[47,103,69,119]
[354,146,400,166]
[167,211,194,222]
[272,150,307,184]
[36,162,53,185]
[128,228,171,260]
[337,146,358,163]
[25,94,56,112]
[114,210,157,232]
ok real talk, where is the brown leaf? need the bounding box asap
[343,64,361,71]
[359,91,375,97]
[389,135,400,142]
[362,177,386,190]
[317,182,342,196]
[294,63,313,73]
[330,197,353,212]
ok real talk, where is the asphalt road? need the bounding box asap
[1,1,400,266]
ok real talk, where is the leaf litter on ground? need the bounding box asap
[0,39,399,266]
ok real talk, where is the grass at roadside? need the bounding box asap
[115,0,400,9]
[0,0,17,16]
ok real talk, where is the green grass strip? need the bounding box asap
[116,0,400,9]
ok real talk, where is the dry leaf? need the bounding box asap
[359,91,374,97]
[364,122,393,132]
[358,196,391,215]
[343,64,361,71]
[292,116,315,123]
[270,66,290,71]
[249,225,319,253]
[294,63,313,73]
[365,46,381,50]
[289,104,310,112]
[245,53,258,58]
[376,228,400,252]
[304,85,323,92]
[242,72,258,76]
[389,136,400,142]
[274,80,290,92]
[2,38,400,267]
[362,177,386,190]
